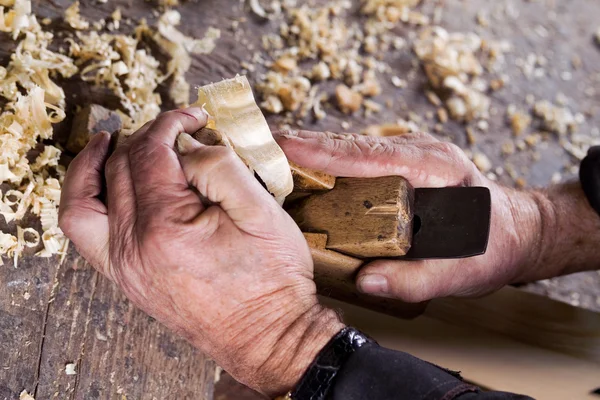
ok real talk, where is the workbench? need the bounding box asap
[1,0,599,399]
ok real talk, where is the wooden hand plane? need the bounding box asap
[285,163,491,318]
[190,127,491,318]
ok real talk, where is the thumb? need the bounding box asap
[59,132,111,274]
[356,259,462,303]
[177,133,281,230]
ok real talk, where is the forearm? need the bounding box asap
[517,182,600,283]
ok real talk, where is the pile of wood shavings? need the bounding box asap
[413,26,510,124]
[0,0,76,266]
[248,0,511,134]
[252,0,420,124]
[68,29,164,133]
[0,0,220,266]
[67,7,220,133]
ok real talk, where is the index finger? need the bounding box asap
[127,108,208,218]
[274,130,475,188]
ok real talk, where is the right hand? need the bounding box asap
[275,130,548,302]
[59,109,343,397]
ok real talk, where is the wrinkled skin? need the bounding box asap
[275,130,544,302]
[59,108,342,397]
[61,109,561,396]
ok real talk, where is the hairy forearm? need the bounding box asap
[517,182,600,282]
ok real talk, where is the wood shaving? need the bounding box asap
[533,100,578,136]
[252,0,421,119]
[509,110,531,136]
[192,76,293,204]
[65,363,77,375]
[0,0,30,39]
[148,10,220,107]
[472,152,492,173]
[19,390,35,400]
[64,1,89,30]
[414,27,496,123]
[335,84,363,114]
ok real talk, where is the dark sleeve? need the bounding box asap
[330,343,534,400]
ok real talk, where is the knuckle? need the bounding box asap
[437,141,462,156]
[156,109,186,129]
[194,146,238,169]
[58,206,77,238]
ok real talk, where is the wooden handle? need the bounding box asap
[306,233,426,319]
[287,166,424,319]
[287,176,414,258]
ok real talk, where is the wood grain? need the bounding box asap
[0,248,215,400]
[427,286,600,365]
[0,254,57,400]
[2,0,600,398]
[290,162,337,191]
[289,177,414,258]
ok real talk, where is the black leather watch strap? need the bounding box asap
[580,146,600,217]
[290,327,375,400]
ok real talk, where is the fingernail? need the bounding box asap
[183,106,208,121]
[92,131,110,143]
[358,275,388,295]
[177,132,202,155]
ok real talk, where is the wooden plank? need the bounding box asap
[1,0,600,398]
[323,297,600,400]
[0,255,57,399]
[289,177,414,258]
[426,286,600,365]
[31,252,215,400]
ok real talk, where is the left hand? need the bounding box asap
[59,108,343,396]
[275,130,544,302]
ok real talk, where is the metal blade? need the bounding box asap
[402,187,491,260]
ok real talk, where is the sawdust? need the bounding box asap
[0,0,220,266]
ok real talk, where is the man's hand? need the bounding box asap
[59,109,343,397]
[276,130,600,302]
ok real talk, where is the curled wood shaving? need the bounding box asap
[69,30,163,132]
[0,0,30,39]
[248,0,268,19]
[193,76,294,204]
[0,0,70,266]
[64,1,89,30]
[0,232,17,265]
[149,10,221,106]
[19,390,35,400]
[414,27,501,123]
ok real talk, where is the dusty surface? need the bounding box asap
[1,0,599,399]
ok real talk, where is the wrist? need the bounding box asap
[257,304,345,397]
[513,182,600,283]
[494,185,546,283]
